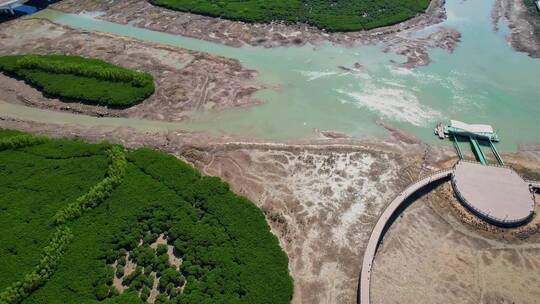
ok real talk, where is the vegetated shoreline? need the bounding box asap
[0,54,155,108]
[0,128,293,304]
[0,0,460,123]
[0,17,264,122]
[1,116,540,304]
[492,0,540,58]
[53,0,446,48]
[0,115,442,303]
[52,0,461,69]
[149,0,431,32]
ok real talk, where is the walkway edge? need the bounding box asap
[358,169,453,304]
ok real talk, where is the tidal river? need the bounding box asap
[1,0,539,151]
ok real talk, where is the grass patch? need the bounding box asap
[0,130,293,304]
[0,55,154,108]
[151,0,431,31]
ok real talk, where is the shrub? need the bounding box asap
[118,248,127,257]
[132,245,156,268]
[140,286,151,301]
[116,265,125,278]
[95,284,110,300]
[156,244,168,256]
[158,268,182,291]
[118,256,127,267]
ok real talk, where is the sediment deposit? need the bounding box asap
[0,18,263,120]
[53,0,460,68]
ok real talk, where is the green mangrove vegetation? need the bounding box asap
[53,146,127,225]
[0,130,293,304]
[0,134,47,151]
[0,55,154,107]
[0,226,73,304]
[151,0,431,31]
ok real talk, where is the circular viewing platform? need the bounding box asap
[452,161,536,227]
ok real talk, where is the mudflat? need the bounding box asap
[0,18,263,121]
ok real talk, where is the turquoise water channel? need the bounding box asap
[2,0,539,151]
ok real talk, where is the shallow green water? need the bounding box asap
[4,0,539,151]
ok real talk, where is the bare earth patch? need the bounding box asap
[0,18,263,121]
[0,117,538,303]
[372,181,540,304]
[492,0,540,58]
[0,117,450,303]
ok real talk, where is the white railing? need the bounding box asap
[359,162,538,303]
[451,176,534,225]
[359,168,453,304]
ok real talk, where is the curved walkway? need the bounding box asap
[359,169,453,304]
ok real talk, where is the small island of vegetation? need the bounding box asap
[0,129,293,304]
[0,55,155,108]
[151,0,431,31]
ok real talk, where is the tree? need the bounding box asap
[116,265,125,278]
[156,244,168,256]
[159,268,182,291]
[140,286,150,301]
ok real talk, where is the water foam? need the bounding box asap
[296,70,340,81]
[337,85,443,127]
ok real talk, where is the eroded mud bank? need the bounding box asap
[0,116,450,303]
[1,116,539,303]
[52,0,460,69]
[0,18,263,120]
[492,0,540,58]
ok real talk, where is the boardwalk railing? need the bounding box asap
[359,169,453,304]
[451,175,535,226]
[359,163,538,304]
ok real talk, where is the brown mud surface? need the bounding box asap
[372,178,540,304]
[52,0,461,69]
[0,18,263,121]
[492,0,540,58]
[0,116,451,303]
[1,117,539,303]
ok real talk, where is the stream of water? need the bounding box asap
[1,0,538,151]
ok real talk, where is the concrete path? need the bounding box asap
[359,169,453,304]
